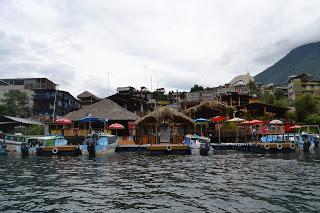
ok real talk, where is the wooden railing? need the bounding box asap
[136,134,185,145]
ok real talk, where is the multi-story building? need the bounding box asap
[288,74,320,101]
[184,73,256,108]
[0,78,79,120]
[33,89,80,121]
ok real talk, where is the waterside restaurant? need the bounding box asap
[50,99,139,138]
[135,107,194,145]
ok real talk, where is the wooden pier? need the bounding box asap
[116,141,191,155]
[211,142,296,154]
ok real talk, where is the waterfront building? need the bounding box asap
[77,91,101,107]
[33,89,80,121]
[135,106,194,144]
[288,73,320,101]
[58,98,139,137]
[236,103,289,118]
[0,78,79,120]
[184,73,256,109]
[261,83,288,97]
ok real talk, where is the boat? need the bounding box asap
[16,135,82,157]
[0,140,7,155]
[257,134,297,153]
[184,134,211,155]
[80,132,118,157]
[296,125,320,152]
[0,133,27,153]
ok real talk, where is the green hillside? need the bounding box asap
[255,42,320,84]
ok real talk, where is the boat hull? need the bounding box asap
[36,146,82,157]
[80,142,117,156]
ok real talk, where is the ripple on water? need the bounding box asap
[1,152,320,212]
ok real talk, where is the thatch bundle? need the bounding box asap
[136,106,194,125]
[183,101,235,119]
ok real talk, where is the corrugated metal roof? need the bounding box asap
[3,116,44,125]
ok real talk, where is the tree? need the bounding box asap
[246,81,261,97]
[0,90,31,118]
[294,94,319,121]
[190,84,204,92]
[25,125,44,135]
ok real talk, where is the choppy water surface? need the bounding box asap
[1,151,320,213]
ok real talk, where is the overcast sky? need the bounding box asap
[1,0,320,98]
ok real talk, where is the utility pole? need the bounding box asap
[52,84,59,122]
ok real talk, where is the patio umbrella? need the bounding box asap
[194,118,209,136]
[227,117,246,122]
[269,119,283,125]
[79,115,100,132]
[227,117,245,142]
[241,120,252,125]
[211,116,227,123]
[249,120,264,125]
[55,118,72,125]
[108,123,125,136]
[289,125,302,129]
[194,118,210,123]
[55,118,72,130]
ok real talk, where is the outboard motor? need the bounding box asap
[87,133,98,158]
[303,140,311,152]
[200,140,210,156]
[21,143,29,157]
[314,138,319,148]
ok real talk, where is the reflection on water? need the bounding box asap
[1,152,320,212]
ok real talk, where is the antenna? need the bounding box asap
[151,76,152,92]
[107,72,110,96]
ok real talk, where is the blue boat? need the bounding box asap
[0,140,7,155]
[184,134,211,155]
[80,132,118,157]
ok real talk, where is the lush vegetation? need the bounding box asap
[25,125,44,135]
[255,42,320,84]
[294,94,319,122]
[0,90,31,118]
[190,84,204,92]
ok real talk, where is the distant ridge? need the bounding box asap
[255,42,320,84]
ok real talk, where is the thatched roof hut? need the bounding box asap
[136,106,194,125]
[65,98,139,121]
[183,101,235,119]
[135,107,194,144]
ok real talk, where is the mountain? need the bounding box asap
[255,42,320,84]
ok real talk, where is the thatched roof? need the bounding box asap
[183,101,235,119]
[65,99,139,121]
[77,91,101,100]
[136,106,194,125]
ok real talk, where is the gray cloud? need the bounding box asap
[1,0,320,97]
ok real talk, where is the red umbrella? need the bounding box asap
[211,116,227,123]
[249,119,264,125]
[55,118,72,125]
[108,123,125,129]
[241,121,252,125]
[290,125,302,129]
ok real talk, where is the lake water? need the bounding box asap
[1,151,320,213]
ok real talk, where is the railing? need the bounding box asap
[135,134,185,145]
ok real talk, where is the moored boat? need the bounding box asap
[80,132,118,157]
[0,140,7,155]
[184,134,211,155]
[0,133,27,154]
[16,135,81,157]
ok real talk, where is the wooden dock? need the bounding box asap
[211,142,296,154]
[116,141,191,155]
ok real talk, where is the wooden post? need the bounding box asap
[172,123,175,144]
[155,124,158,145]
